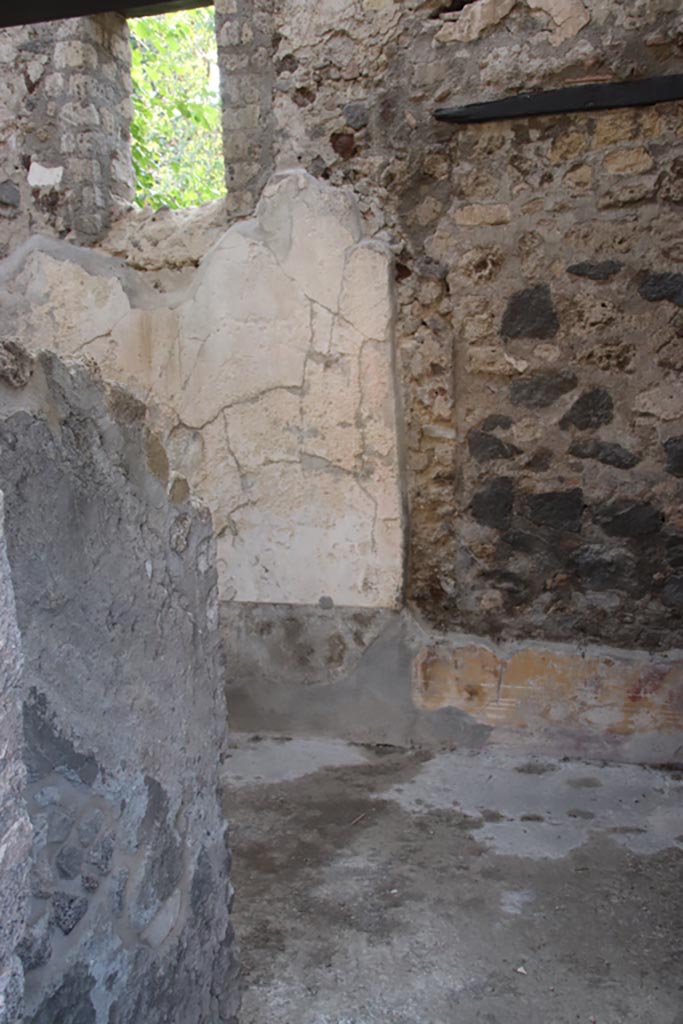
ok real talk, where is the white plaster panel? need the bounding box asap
[1,171,404,609]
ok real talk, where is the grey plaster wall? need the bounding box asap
[0,346,238,1024]
[0,491,32,1024]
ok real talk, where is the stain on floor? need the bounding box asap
[222,736,683,1024]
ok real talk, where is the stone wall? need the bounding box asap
[0,13,133,257]
[0,492,31,1024]
[215,0,275,218]
[222,0,683,652]
[0,347,238,1024]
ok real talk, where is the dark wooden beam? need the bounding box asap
[0,0,211,28]
[434,75,683,125]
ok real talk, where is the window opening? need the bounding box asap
[129,5,224,209]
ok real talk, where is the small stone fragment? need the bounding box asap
[510,370,577,408]
[170,513,192,554]
[471,477,514,531]
[567,260,623,281]
[81,871,100,893]
[525,489,584,533]
[559,388,613,430]
[77,808,104,847]
[480,414,512,431]
[501,285,559,340]
[0,339,34,388]
[663,437,683,477]
[47,807,74,845]
[52,892,89,935]
[0,180,20,208]
[17,918,52,971]
[330,132,357,159]
[659,157,683,204]
[56,844,84,880]
[568,439,639,470]
[87,831,115,875]
[455,203,511,227]
[594,499,664,538]
[467,430,521,463]
[343,102,369,130]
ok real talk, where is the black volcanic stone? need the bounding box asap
[664,436,683,477]
[480,414,512,431]
[467,429,521,463]
[343,103,369,130]
[594,499,664,538]
[569,545,634,591]
[501,284,559,339]
[638,271,683,307]
[661,576,683,609]
[568,438,640,469]
[560,388,613,431]
[526,488,584,533]
[567,260,623,281]
[525,448,553,471]
[510,370,577,408]
[52,892,89,935]
[665,534,683,570]
[0,180,20,208]
[471,476,513,530]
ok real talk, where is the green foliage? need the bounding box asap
[130,7,224,210]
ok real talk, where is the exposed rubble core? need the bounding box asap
[0,349,238,1024]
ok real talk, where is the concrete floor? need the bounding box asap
[221,736,683,1024]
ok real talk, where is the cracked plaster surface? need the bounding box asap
[0,171,403,608]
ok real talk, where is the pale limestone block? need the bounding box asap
[603,147,654,175]
[526,0,590,43]
[435,0,516,43]
[455,204,512,227]
[27,161,63,189]
[279,0,361,50]
[53,40,98,69]
[634,382,683,421]
[467,346,529,375]
[339,241,393,340]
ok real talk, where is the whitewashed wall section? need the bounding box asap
[1,172,404,608]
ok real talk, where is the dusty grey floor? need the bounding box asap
[221,736,683,1024]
